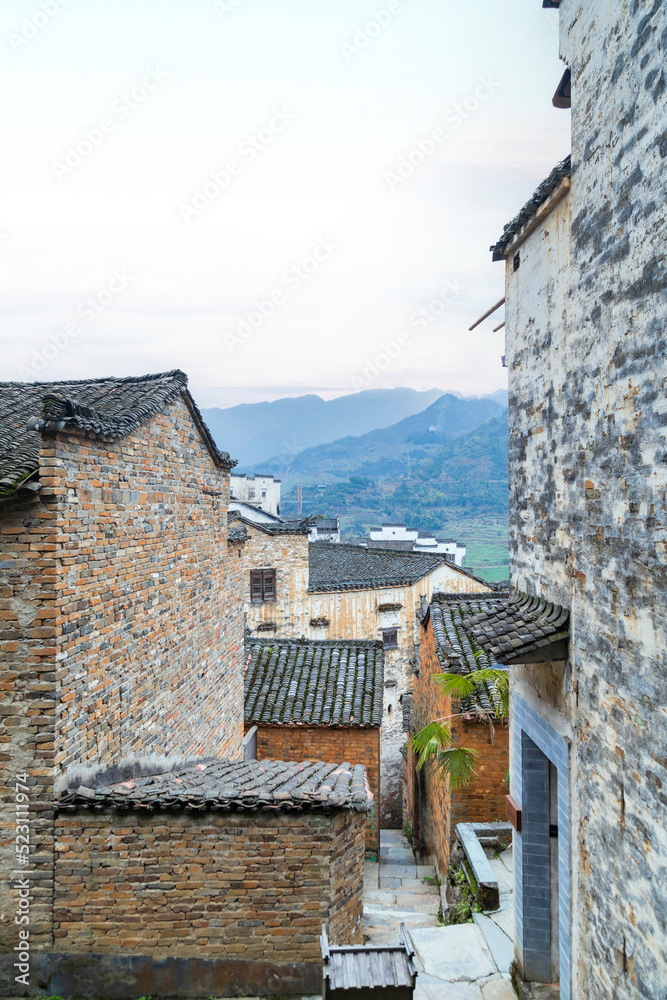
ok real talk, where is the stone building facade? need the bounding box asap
[0,372,245,961]
[480,3,667,997]
[403,594,509,876]
[244,637,384,852]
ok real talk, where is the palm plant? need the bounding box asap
[410,662,509,790]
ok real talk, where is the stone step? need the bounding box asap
[364,906,439,929]
[380,876,437,890]
[393,893,441,914]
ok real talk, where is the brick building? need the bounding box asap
[0,371,243,957]
[0,371,371,995]
[474,3,667,996]
[49,759,370,996]
[244,637,384,852]
[239,525,494,826]
[403,593,510,876]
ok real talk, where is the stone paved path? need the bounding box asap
[364,830,518,1000]
[363,828,442,945]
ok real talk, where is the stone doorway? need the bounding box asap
[513,695,571,1000]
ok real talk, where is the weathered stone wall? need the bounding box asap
[51,395,244,777]
[0,494,57,949]
[406,616,508,875]
[40,806,364,996]
[504,3,667,996]
[252,724,380,853]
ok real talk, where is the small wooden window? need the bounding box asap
[250,569,276,603]
[382,628,398,649]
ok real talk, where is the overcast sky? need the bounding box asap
[0,0,570,407]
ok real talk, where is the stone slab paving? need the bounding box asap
[410,924,497,982]
[416,979,485,1000]
[481,981,520,1000]
[365,831,519,998]
[473,912,514,975]
[488,904,514,940]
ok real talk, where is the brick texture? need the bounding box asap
[405,615,508,875]
[53,396,243,772]
[252,724,380,854]
[0,493,57,947]
[53,807,365,961]
[0,395,245,951]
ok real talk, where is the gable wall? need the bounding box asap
[50,395,244,779]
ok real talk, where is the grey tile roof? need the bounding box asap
[230,503,313,535]
[490,154,571,261]
[57,758,372,813]
[428,594,509,717]
[0,370,234,500]
[308,543,446,592]
[227,522,249,544]
[463,591,570,664]
[245,638,384,727]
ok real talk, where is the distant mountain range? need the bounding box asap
[256,393,506,478]
[201,387,507,468]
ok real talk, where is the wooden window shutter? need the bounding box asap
[263,569,276,599]
[250,570,263,602]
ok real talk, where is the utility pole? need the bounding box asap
[297,484,303,516]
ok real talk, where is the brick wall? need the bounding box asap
[449,716,509,832]
[253,724,380,854]
[0,493,57,948]
[407,616,508,875]
[46,806,365,994]
[51,395,244,775]
[1,393,245,953]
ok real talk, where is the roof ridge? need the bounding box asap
[1,370,235,499]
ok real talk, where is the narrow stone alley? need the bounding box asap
[364,829,518,999]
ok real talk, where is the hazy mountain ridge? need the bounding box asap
[254,393,506,478]
[201,387,445,467]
